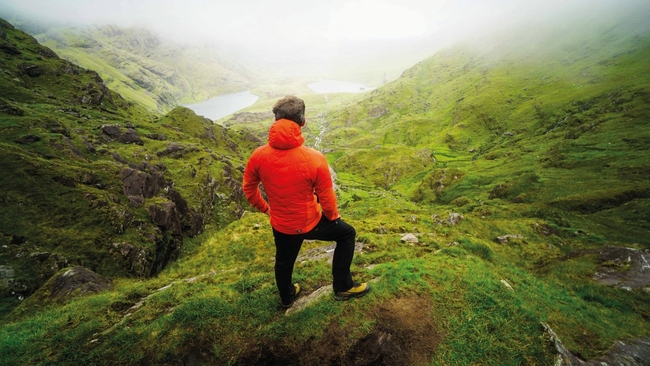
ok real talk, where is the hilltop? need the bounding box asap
[1,5,650,366]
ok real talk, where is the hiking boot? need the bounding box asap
[334,282,370,301]
[281,283,301,308]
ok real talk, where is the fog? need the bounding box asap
[1,0,648,83]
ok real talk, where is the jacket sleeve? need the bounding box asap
[242,150,270,214]
[313,153,340,220]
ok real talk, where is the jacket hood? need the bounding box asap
[268,118,305,150]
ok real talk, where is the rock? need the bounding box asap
[496,234,523,244]
[369,106,389,118]
[502,131,514,137]
[100,124,122,141]
[110,242,151,277]
[156,142,186,157]
[500,279,514,291]
[0,265,15,289]
[78,75,112,105]
[19,266,112,311]
[168,189,204,236]
[47,121,70,137]
[111,152,129,164]
[121,167,166,203]
[592,246,650,289]
[145,133,167,141]
[0,41,20,56]
[118,128,143,145]
[148,202,182,235]
[0,99,25,115]
[297,242,364,264]
[20,64,45,77]
[400,233,419,244]
[37,46,58,59]
[448,213,463,225]
[14,134,40,144]
[285,285,332,315]
[543,322,650,366]
[29,252,51,262]
[375,227,387,234]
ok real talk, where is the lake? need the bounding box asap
[184,91,259,121]
[307,80,374,94]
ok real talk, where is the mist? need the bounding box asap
[1,0,648,84]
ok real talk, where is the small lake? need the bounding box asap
[307,80,374,94]
[184,91,259,121]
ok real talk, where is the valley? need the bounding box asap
[1,4,650,365]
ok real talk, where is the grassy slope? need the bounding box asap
[2,8,650,366]
[0,19,261,320]
[33,25,258,112]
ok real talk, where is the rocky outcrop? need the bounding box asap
[121,165,167,207]
[148,202,182,235]
[110,242,151,277]
[100,124,143,144]
[544,323,650,366]
[169,189,204,237]
[147,202,183,275]
[78,72,113,106]
[592,246,650,290]
[13,266,112,317]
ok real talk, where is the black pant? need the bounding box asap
[273,215,356,303]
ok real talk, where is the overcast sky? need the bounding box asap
[1,0,648,79]
[2,0,643,44]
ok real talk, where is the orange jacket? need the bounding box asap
[243,118,340,234]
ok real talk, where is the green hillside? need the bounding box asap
[2,7,650,366]
[0,18,259,319]
[31,25,258,112]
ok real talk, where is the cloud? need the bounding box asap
[326,0,427,41]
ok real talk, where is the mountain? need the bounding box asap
[2,5,650,365]
[30,25,258,112]
[325,7,650,244]
[0,18,260,318]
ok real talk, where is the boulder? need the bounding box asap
[448,213,463,225]
[495,234,523,244]
[100,124,122,141]
[400,233,419,244]
[20,64,45,77]
[118,128,143,145]
[14,266,112,317]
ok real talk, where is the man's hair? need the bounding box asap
[273,96,305,125]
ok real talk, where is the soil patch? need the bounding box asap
[235,296,442,365]
[344,296,442,366]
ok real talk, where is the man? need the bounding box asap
[242,96,369,308]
